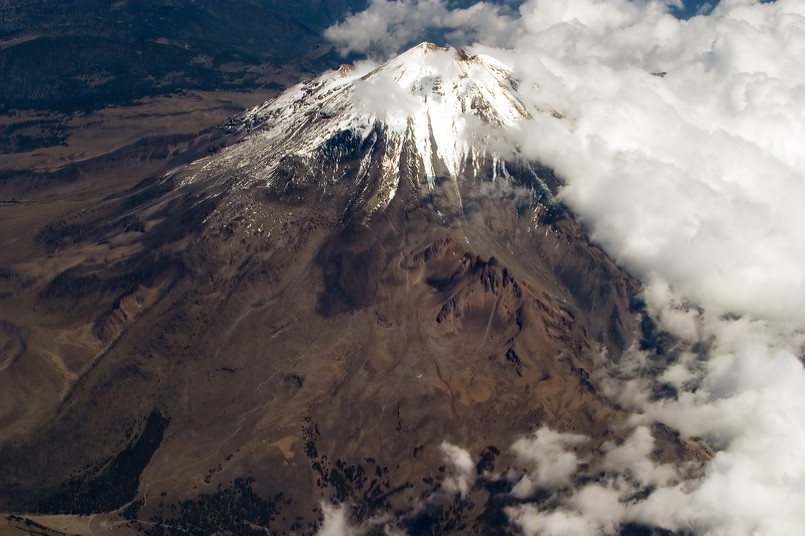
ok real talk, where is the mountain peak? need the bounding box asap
[183,43,532,214]
[403,41,446,54]
[362,42,529,124]
[369,41,467,65]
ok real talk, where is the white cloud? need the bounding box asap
[317,502,360,536]
[504,427,673,535]
[509,427,586,496]
[602,426,677,487]
[568,484,626,533]
[501,1,805,323]
[327,0,805,534]
[440,441,476,498]
[506,505,600,536]
[325,0,514,58]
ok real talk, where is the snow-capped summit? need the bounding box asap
[358,42,530,182]
[362,41,530,128]
[181,43,532,213]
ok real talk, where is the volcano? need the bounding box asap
[0,43,706,535]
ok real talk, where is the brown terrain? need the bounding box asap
[0,81,706,535]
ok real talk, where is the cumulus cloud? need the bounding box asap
[440,441,476,498]
[327,1,805,534]
[504,427,676,535]
[569,484,626,532]
[507,483,628,536]
[507,505,601,536]
[601,426,677,487]
[317,502,360,536]
[325,0,515,58]
[509,427,586,497]
[502,0,805,323]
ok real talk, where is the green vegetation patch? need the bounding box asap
[35,411,170,515]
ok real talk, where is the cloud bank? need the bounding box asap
[327,0,805,534]
[325,0,517,58]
